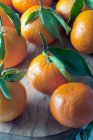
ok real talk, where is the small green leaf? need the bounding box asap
[84,0,93,9]
[40,6,63,43]
[0,17,5,61]
[0,2,21,35]
[0,78,12,99]
[49,8,71,35]
[68,0,83,24]
[48,55,75,82]
[39,32,48,55]
[48,47,93,78]
[2,68,18,77]
[25,11,39,25]
[2,69,26,82]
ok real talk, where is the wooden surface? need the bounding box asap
[0,42,92,138]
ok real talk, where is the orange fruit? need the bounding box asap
[3,27,27,68]
[21,6,55,45]
[0,82,27,122]
[56,0,88,21]
[28,54,68,96]
[0,0,13,8]
[12,0,53,13]
[50,82,93,128]
[0,9,14,28]
[71,10,93,54]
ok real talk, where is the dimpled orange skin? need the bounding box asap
[0,9,14,28]
[50,83,93,128]
[0,82,27,122]
[71,10,93,54]
[21,6,55,45]
[0,0,13,8]
[12,0,53,13]
[56,0,88,21]
[3,27,27,68]
[28,54,68,96]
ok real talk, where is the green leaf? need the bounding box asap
[48,8,71,35]
[80,129,88,140]
[48,55,75,82]
[2,68,18,76]
[0,60,4,73]
[79,121,93,140]
[85,121,93,138]
[39,6,63,43]
[25,11,39,25]
[0,78,12,99]
[39,32,53,63]
[0,2,21,35]
[39,32,48,55]
[48,47,93,78]
[0,17,5,60]
[84,0,93,9]
[68,0,83,24]
[2,68,26,82]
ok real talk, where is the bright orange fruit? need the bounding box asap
[28,54,68,96]
[56,0,88,21]
[0,82,27,122]
[12,0,53,13]
[21,6,55,45]
[71,10,93,54]
[3,27,27,68]
[0,9,14,28]
[50,82,93,128]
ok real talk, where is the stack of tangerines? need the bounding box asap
[0,0,93,135]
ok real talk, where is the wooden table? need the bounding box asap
[0,129,79,140]
[0,41,93,140]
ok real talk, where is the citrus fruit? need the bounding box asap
[28,54,68,96]
[3,27,27,68]
[0,9,14,28]
[50,82,93,128]
[0,82,27,122]
[12,0,53,13]
[0,0,13,8]
[70,10,93,54]
[56,0,88,21]
[21,6,55,45]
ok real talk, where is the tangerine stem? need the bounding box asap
[39,32,52,63]
[39,0,43,8]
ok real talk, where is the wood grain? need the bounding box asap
[0,42,92,137]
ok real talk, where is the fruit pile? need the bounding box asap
[0,0,93,139]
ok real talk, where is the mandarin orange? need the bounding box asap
[21,6,55,45]
[28,54,68,96]
[0,9,14,28]
[12,0,53,13]
[56,0,88,21]
[50,82,93,128]
[3,27,27,68]
[71,10,93,54]
[0,82,27,122]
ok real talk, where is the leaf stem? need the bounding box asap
[39,32,52,63]
[39,0,43,8]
